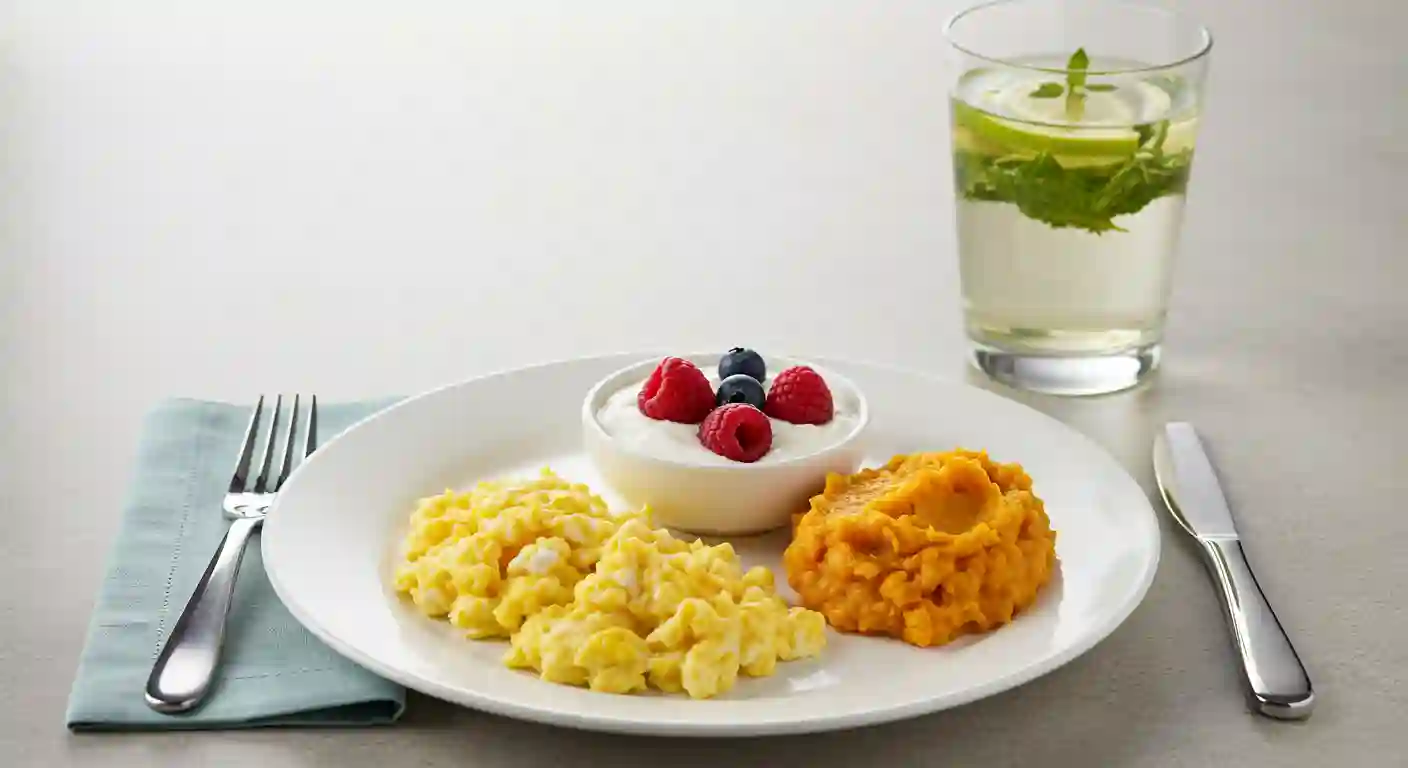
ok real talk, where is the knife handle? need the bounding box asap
[1197,537,1315,719]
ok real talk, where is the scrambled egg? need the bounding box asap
[783,450,1057,647]
[393,469,825,698]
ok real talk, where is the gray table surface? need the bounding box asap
[2,0,1403,765]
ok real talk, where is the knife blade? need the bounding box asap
[1153,422,1315,720]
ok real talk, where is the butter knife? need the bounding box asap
[1152,422,1315,720]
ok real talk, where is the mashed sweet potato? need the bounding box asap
[782,450,1057,647]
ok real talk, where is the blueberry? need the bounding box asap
[719,347,766,382]
[715,374,766,410]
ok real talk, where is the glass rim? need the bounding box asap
[943,0,1214,76]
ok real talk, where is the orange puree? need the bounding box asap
[783,450,1057,647]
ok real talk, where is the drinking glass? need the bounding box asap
[945,0,1211,395]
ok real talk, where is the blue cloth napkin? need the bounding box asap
[66,397,407,730]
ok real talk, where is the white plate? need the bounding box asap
[262,354,1160,737]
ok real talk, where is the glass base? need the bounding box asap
[970,342,1160,396]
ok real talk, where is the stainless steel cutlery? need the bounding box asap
[145,395,317,714]
[1153,421,1314,720]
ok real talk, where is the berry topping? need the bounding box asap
[764,365,834,425]
[637,357,715,424]
[715,374,767,410]
[698,403,773,463]
[719,347,766,382]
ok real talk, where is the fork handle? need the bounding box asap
[145,516,261,713]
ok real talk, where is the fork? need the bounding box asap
[144,394,317,714]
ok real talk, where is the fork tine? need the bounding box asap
[303,395,318,458]
[228,396,265,493]
[273,394,301,490]
[251,395,284,493]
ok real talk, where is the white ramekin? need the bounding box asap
[582,353,869,535]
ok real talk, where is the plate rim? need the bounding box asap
[262,352,1161,737]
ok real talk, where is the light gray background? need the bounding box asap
[2,1,1402,765]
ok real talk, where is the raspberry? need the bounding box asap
[764,365,834,425]
[698,404,773,463]
[637,357,715,423]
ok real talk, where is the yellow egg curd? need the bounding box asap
[393,469,825,699]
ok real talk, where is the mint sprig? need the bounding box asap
[1134,120,1169,152]
[953,113,1192,234]
[954,147,1193,234]
[952,46,1193,233]
[1026,48,1118,116]
[1066,48,1089,88]
[1064,47,1090,121]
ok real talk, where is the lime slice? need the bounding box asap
[953,101,1139,158]
[952,76,1179,159]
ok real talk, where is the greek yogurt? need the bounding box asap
[595,371,863,466]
